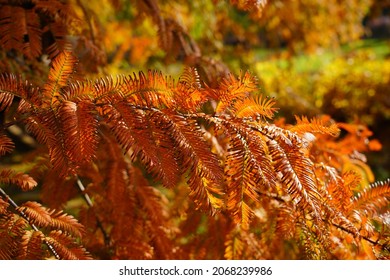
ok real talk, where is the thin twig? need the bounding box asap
[331,222,389,252]
[75,176,93,207]
[254,188,390,252]
[75,175,110,245]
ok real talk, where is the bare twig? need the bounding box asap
[75,175,110,245]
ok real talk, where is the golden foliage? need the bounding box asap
[0,133,14,156]
[232,95,277,120]
[291,115,340,137]
[0,46,388,259]
[1,49,389,259]
[43,50,78,106]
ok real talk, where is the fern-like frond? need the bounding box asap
[0,0,78,59]
[103,136,135,209]
[290,115,340,137]
[222,121,277,230]
[104,104,224,210]
[48,209,85,239]
[0,5,42,58]
[17,201,51,228]
[58,99,98,164]
[0,73,28,111]
[214,71,258,114]
[0,196,9,215]
[169,114,225,212]
[45,230,92,260]
[326,171,360,213]
[225,144,255,230]
[27,109,75,177]
[139,110,181,188]
[25,96,96,177]
[0,90,14,113]
[133,70,176,108]
[43,22,70,59]
[349,179,390,217]
[95,71,176,109]
[265,128,321,216]
[224,227,244,260]
[174,67,207,112]
[105,103,180,188]
[17,230,45,260]
[23,8,42,59]
[23,115,48,146]
[0,169,37,191]
[178,67,201,89]
[231,95,277,120]
[299,219,329,259]
[0,5,22,52]
[275,203,299,240]
[0,133,14,156]
[330,209,360,238]
[41,171,78,209]
[92,75,122,100]
[74,99,99,163]
[42,50,77,106]
[0,214,27,260]
[0,218,17,259]
[99,103,135,154]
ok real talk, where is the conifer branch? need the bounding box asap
[1,43,389,259]
[330,222,390,253]
[0,187,60,259]
[256,188,389,253]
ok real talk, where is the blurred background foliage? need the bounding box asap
[1,0,389,179]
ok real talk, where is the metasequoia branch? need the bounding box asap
[331,222,389,252]
[0,187,60,259]
[255,189,389,253]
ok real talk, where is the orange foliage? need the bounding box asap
[0,0,389,260]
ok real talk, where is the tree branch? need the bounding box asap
[255,188,390,253]
[0,186,60,259]
[75,175,111,246]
